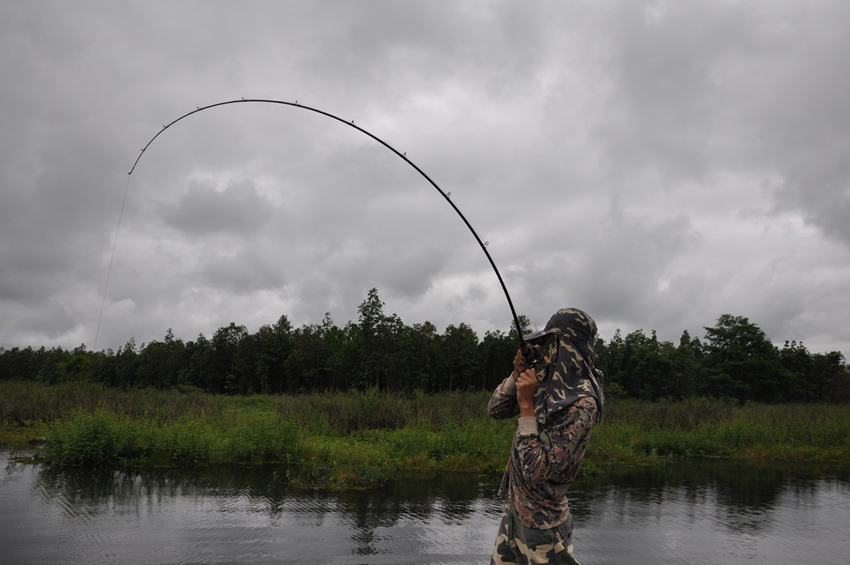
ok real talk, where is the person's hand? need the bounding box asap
[515,368,537,418]
[511,349,531,380]
[511,346,538,379]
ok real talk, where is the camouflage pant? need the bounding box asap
[490,502,580,565]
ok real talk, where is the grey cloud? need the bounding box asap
[577,210,696,317]
[199,248,286,294]
[774,165,850,246]
[1,0,849,361]
[595,2,850,247]
[162,179,274,235]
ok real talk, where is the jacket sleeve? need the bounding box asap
[487,375,520,420]
[513,400,597,487]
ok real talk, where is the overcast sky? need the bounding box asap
[2,0,849,360]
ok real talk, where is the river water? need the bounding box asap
[1,449,848,564]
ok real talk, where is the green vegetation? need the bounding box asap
[2,289,848,403]
[2,382,848,489]
[594,396,850,464]
[2,288,849,487]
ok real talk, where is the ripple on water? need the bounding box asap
[2,452,849,564]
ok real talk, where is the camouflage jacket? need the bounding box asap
[488,376,597,530]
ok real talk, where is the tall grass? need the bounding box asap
[590,398,850,462]
[0,381,489,433]
[41,410,301,467]
[0,380,223,423]
[3,381,849,479]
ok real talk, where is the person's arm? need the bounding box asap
[487,348,534,419]
[515,367,537,418]
[513,399,598,486]
[487,373,520,419]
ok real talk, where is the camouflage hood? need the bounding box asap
[525,308,605,425]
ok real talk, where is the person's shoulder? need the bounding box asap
[544,398,597,428]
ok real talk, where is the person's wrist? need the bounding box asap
[517,392,534,414]
[503,375,518,395]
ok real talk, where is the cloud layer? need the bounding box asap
[1,0,848,359]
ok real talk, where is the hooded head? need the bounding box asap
[524,308,604,424]
[524,307,598,361]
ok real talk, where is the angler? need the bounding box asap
[118,99,605,565]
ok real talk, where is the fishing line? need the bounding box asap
[98,98,536,359]
[94,174,132,351]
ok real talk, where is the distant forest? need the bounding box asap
[2,289,848,403]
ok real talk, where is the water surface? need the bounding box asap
[1,450,848,564]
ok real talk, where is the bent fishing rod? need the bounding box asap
[125,98,542,366]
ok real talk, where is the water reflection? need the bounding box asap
[571,461,850,564]
[2,450,849,564]
[574,459,850,532]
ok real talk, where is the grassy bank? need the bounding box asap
[2,381,849,488]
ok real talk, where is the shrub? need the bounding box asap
[44,410,126,466]
[228,419,301,463]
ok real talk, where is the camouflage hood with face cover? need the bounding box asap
[524,308,605,425]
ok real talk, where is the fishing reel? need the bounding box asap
[522,343,543,368]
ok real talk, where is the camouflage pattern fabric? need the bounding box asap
[529,308,604,425]
[491,502,581,565]
[488,395,597,529]
[488,307,602,561]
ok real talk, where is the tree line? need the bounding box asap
[1,289,848,403]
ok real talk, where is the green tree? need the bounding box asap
[779,341,817,402]
[626,330,673,400]
[599,330,626,397]
[232,331,261,394]
[440,323,479,391]
[179,334,211,391]
[700,314,790,402]
[254,316,292,394]
[137,329,187,388]
[353,288,384,388]
[0,346,38,381]
[285,324,322,393]
[669,330,701,398]
[112,339,140,388]
[318,313,347,391]
[349,288,407,390]
[816,351,850,402]
[510,314,534,339]
[404,321,441,391]
[209,323,248,394]
[478,329,516,392]
[612,329,648,398]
